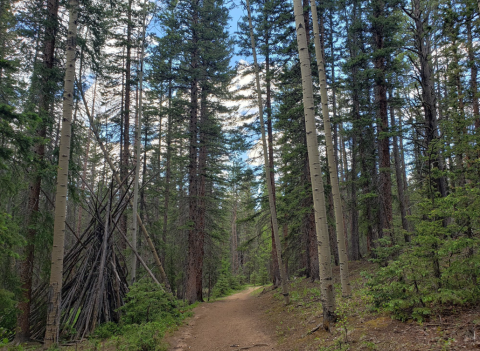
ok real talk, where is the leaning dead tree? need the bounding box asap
[30,180,134,341]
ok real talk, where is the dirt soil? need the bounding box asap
[166,287,277,351]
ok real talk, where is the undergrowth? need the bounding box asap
[367,189,480,322]
[209,258,246,300]
[87,279,196,351]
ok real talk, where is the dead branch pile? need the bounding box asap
[30,181,131,341]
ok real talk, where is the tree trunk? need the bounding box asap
[131,6,147,284]
[231,200,238,274]
[372,0,393,240]
[327,175,339,266]
[186,1,200,303]
[265,39,281,288]
[162,73,173,265]
[350,138,360,260]
[194,86,208,302]
[16,0,59,341]
[90,195,110,331]
[43,0,78,345]
[389,92,410,241]
[467,15,479,133]
[293,0,336,327]
[408,0,447,198]
[310,0,350,296]
[120,0,133,250]
[346,5,361,259]
[246,0,289,304]
[76,87,95,236]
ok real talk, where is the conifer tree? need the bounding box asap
[245,0,289,304]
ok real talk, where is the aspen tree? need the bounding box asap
[310,0,350,297]
[293,0,335,327]
[43,0,78,346]
[245,0,289,304]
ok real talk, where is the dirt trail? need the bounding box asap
[167,287,277,351]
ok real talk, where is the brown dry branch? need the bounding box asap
[29,180,133,341]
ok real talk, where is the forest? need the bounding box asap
[0,0,479,349]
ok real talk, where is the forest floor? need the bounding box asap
[249,261,480,351]
[167,261,480,351]
[3,262,479,351]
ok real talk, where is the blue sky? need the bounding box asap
[228,0,250,66]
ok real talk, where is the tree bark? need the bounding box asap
[265,38,281,288]
[372,0,393,240]
[162,72,173,265]
[231,200,238,274]
[389,92,410,241]
[120,0,133,250]
[246,0,289,304]
[407,0,447,198]
[310,0,350,296]
[16,0,59,341]
[186,0,200,303]
[293,0,336,327]
[194,87,208,302]
[467,15,479,132]
[43,0,78,345]
[76,80,96,235]
[131,5,147,284]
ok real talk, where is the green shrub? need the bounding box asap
[119,280,179,325]
[367,188,480,321]
[212,274,231,298]
[120,322,170,351]
[0,289,17,340]
[93,321,120,339]
[93,279,190,350]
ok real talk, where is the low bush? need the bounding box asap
[367,188,480,321]
[93,279,192,351]
[0,289,17,341]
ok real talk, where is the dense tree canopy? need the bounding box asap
[0,0,479,346]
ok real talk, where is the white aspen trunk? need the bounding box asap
[310,0,351,297]
[43,0,78,346]
[293,0,336,328]
[245,0,289,304]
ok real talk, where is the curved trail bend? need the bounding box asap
[167,287,276,351]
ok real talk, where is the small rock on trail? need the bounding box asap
[167,287,276,351]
